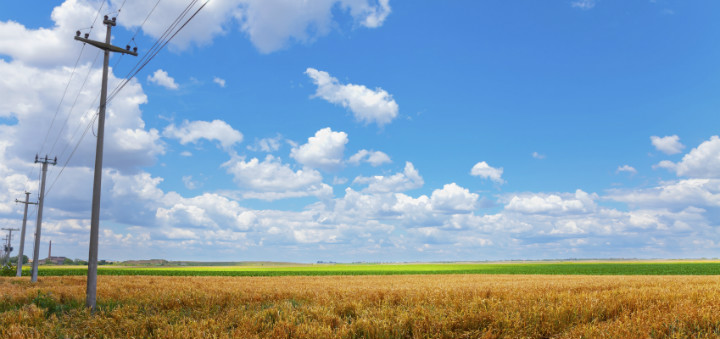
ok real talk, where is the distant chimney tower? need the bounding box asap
[48,240,51,259]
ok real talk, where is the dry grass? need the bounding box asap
[1,275,720,338]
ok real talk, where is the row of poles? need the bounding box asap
[9,15,137,311]
[9,155,54,281]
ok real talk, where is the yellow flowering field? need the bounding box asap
[1,274,720,338]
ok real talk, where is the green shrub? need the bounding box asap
[0,263,16,276]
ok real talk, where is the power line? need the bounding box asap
[50,0,175,173]
[37,45,86,156]
[108,0,206,104]
[108,3,197,99]
[107,0,163,74]
[41,0,210,201]
[93,0,143,98]
[49,50,102,156]
[46,0,117,158]
[90,1,107,33]
[45,111,99,198]
[57,85,102,162]
[36,0,106,157]
[116,0,129,16]
[25,0,107,201]
[130,0,163,43]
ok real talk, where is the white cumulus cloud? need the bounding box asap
[147,69,179,90]
[353,162,423,193]
[104,0,392,53]
[430,183,478,214]
[668,136,720,178]
[0,58,163,173]
[504,190,598,215]
[290,127,348,171]
[232,0,392,53]
[222,154,332,200]
[470,161,505,184]
[651,135,685,155]
[349,149,391,167]
[608,179,720,210]
[163,119,243,150]
[0,0,100,67]
[306,68,398,127]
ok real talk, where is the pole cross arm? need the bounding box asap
[74,36,138,56]
[15,199,38,205]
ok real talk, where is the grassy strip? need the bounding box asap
[20,262,720,277]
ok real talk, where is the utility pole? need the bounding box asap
[0,235,7,265]
[15,192,38,277]
[31,155,56,283]
[74,15,137,310]
[1,228,19,265]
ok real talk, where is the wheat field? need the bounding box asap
[1,274,720,338]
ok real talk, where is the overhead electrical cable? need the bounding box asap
[44,0,209,197]
[130,0,163,43]
[37,45,86,157]
[103,0,164,90]
[25,0,107,201]
[57,89,102,163]
[45,112,100,198]
[49,50,102,156]
[37,0,106,156]
[108,0,206,104]
[45,0,210,201]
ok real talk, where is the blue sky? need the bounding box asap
[1,0,720,262]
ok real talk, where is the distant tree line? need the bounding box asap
[9,255,28,264]
[8,256,111,266]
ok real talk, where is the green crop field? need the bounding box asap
[18,261,720,277]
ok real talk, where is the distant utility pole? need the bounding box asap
[31,155,56,283]
[0,235,6,265]
[1,228,19,265]
[15,192,38,277]
[74,15,137,311]
[14,192,37,276]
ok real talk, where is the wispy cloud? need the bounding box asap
[213,77,226,88]
[349,149,392,167]
[616,165,637,175]
[571,0,596,10]
[532,152,546,160]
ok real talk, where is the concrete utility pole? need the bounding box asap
[0,235,6,265]
[1,235,6,265]
[15,192,38,277]
[74,15,137,310]
[1,228,19,265]
[31,155,56,282]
